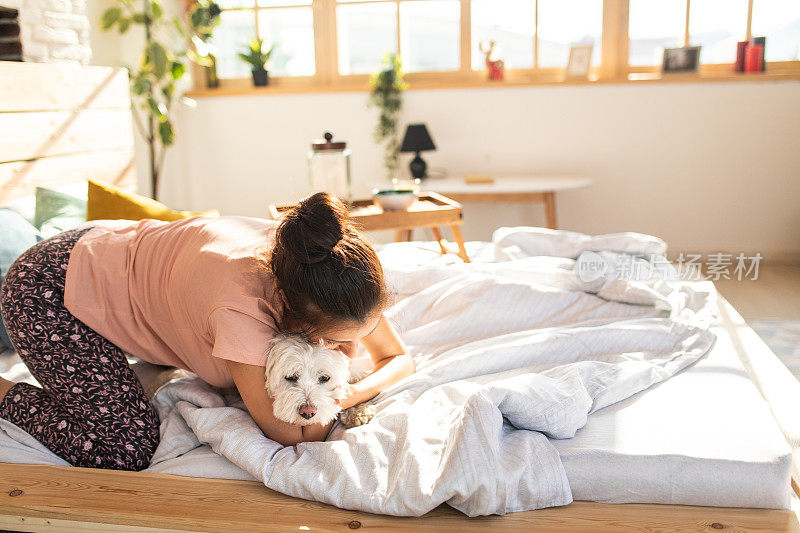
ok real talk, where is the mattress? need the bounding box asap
[553,318,792,508]
[0,239,793,510]
[376,240,788,508]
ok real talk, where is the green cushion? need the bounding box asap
[0,208,43,349]
[33,187,87,239]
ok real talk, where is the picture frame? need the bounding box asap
[565,44,594,79]
[661,46,702,74]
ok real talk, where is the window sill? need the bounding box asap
[184,71,800,98]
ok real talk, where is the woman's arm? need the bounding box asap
[341,314,415,409]
[225,313,412,441]
[226,359,333,446]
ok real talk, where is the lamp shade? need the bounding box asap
[400,124,436,153]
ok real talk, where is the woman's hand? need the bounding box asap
[339,314,415,409]
[337,383,355,410]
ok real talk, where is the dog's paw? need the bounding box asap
[340,403,376,429]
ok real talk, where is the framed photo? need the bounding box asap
[661,46,702,74]
[565,44,593,79]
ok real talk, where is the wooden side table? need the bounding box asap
[267,191,470,262]
[422,176,592,229]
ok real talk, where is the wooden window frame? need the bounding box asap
[626,0,800,78]
[188,0,800,96]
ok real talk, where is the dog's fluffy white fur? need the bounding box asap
[265,333,375,428]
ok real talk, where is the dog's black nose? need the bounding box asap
[299,403,316,419]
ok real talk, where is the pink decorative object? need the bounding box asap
[745,44,764,72]
[479,40,505,81]
[734,40,748,72]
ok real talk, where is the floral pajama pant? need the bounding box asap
[0,226,160,471]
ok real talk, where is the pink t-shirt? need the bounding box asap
[64,216,283,388]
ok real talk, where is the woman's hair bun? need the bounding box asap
[268,191,390,331]
[278,192,349,265]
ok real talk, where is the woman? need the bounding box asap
[0,192,413,471]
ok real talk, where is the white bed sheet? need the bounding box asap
[0,235,792,513]
[375,238,792,509]
[554,319,791,508]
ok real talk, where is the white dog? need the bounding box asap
[265,333,375,428]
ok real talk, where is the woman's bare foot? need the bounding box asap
[0,377,16,401]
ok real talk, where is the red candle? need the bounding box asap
[734,41,748,72]
[745,44,764,72]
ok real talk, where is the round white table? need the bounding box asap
[420,175,592,229]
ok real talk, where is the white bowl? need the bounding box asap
[372,189,418,211]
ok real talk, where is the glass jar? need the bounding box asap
[307,131,352,206]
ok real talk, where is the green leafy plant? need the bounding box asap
[368,54,407,180]
[101,0,220,200]
[237,38,274,71]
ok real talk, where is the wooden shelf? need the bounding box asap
[185,71,800,98]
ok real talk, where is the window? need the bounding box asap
[210,0,315,78]
[210,8,253,79]
[629,0,799,68]
[471,0,535,70]
[399,1,460,73]
[336,2,397,75]
[258,5,315,76]
[196,0,800,92]
[688,0,749,64]
[537,0,602,68]
[628,0,686,67]
[336,0,460,75]
[751,0,800,61]
[469,0,601,71]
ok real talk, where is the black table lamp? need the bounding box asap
[400,123,436,179]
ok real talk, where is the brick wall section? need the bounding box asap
[0,7,23,60]
[1,0,90,64]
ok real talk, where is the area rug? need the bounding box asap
[749,320,800,382]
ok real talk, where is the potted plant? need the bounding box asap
[238,38,274,87]
[101,0,221,201]
[368,54,407,180]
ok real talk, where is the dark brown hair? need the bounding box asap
[269,192,390,335]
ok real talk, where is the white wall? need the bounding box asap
[85,0,117,66]
[161,81,800,260]
[6,0,91,64]
[86,6,800,261]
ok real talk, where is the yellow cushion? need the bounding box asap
[87,180,219,222]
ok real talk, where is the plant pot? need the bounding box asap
[252,68,269,87]
[205,54,219,89]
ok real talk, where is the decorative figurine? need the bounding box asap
[479,40,505,81]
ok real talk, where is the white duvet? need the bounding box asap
[0,227,718,517]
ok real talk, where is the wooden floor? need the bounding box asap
[716,264,800,320]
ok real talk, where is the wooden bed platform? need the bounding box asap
[1,295,798,532]
[0,60,799,532]
[0,462,797,533]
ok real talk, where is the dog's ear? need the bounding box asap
[264,334,289,394]
[265,334,311,394]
